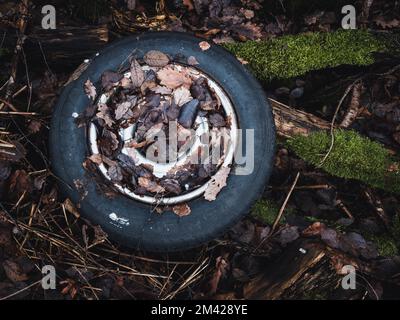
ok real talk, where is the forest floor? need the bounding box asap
[1,0,400,300]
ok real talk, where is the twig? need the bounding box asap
[270,172,301,234]
[336,199,354,220]
[0,98,18,112]
[339,83,364,128]
[0,280,41,300]
[0,110,37,116]
[364,189,390,228]
[319,80,360,166]
[12,85,27,98]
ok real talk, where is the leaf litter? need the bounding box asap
[79,50,232,216]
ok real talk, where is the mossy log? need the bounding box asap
[225,30,390,81]
[226,30,400,194]
[269,97,400,194]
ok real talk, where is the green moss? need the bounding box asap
[224,30,387,81]
[251,199,293,225]
[371,235,398,257]
[363,214,400,257]
[287,130,400,193]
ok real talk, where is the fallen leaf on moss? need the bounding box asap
[204,166,230,201]
[172,203,191,216]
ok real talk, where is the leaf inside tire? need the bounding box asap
[130,59,145,88]
[204,166,230,201]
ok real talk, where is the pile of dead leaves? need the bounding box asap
[79,49,232,215]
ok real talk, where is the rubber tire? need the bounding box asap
[50,32,275,252]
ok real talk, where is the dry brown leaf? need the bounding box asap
[237,57,249,65]
[120,77,132,88]
[127,139,149,149]
[204,28,221,37]
[172,203,191,217]
[199,41,211,51]
[130,59,145,88]
[84,79,96,100]
[173,86,192,106]
[243,9,255,19]
[144,122,164,141]
[63,198,80,218]
[144,50,170,67]
[3,259,29,282]
[96,104,115,127]
[151,85,172,95]
[302,222,326,237]
[209,256,229,295]
[27,120,42,134]
[182,0,194,10]
[115,101,132,120]
[157,67,192,89]
[88,154,103,165]
[108,164,123,182]
[187,56,199,65]
[138,177,165,193]
[204,166,230,201]
[374,16,400,28]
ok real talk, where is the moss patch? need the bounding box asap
[224,30,387,81]
[287,130,400,193]
[251,199,293,225]
[371,235,398,257]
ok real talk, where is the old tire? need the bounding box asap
[49,32,275,252]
